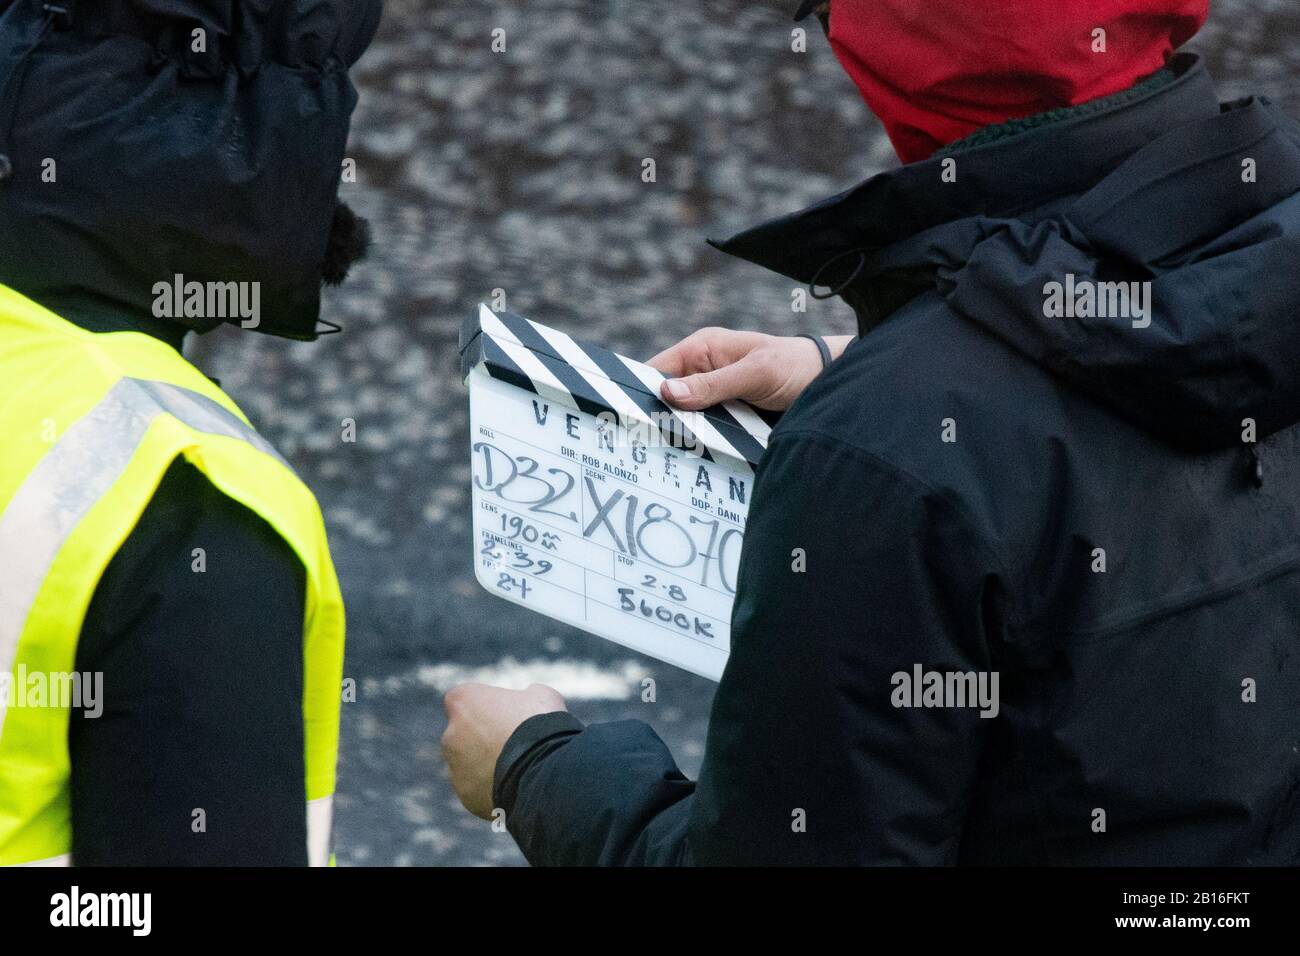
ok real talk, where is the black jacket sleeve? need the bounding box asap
[493,430,1002,865]
[69,456,309,866]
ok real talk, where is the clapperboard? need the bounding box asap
[459,304,773,680]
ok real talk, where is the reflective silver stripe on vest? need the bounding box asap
[308,795,334,867]
[0,377,289,743]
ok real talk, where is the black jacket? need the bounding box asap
[493,53,1300,865]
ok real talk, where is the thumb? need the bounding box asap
[660,352,773,410]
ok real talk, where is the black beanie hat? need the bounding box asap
[0,0,383,340]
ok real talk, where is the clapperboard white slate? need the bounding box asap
[459,304,773,680]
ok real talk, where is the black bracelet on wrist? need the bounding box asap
[796,333,833,370]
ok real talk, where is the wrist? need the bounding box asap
[824,335,855,361]
[795,333,833,370]
[795,334,855,371]
[492,711,585,813]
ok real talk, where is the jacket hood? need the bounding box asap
[712,53,1300,453]
[0,0,382,342]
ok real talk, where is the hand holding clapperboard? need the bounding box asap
[459,305,774,680]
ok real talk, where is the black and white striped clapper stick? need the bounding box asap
[460,304,772,680]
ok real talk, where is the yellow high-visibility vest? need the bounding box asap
[0,283,345,866]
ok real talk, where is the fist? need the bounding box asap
[441,682,567,820]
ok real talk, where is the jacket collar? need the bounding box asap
[708,53,1221,302]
